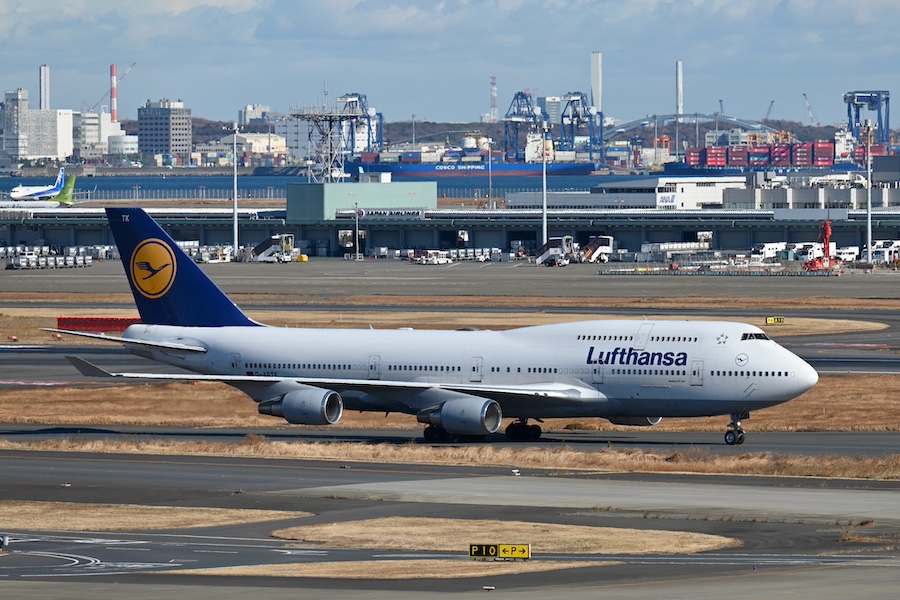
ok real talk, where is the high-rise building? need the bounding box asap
[137,98,192,162]
[2,88,73,161]
[2,89,29,158]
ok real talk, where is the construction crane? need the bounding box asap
[82,63,136,113]
[802,93,819,127]
[765,100,775,121]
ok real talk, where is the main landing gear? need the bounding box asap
[505,419,542,442]
[724,412,748,445]
[422,425,486,443]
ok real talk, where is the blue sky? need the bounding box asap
[1,0,897,127]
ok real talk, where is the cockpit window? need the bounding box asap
[741,333,770,341]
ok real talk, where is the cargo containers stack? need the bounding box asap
[705,146,728,167]
[770,144,792,167]
[813,141,835,167]
[685,147,703,167]
[794,142,813,167]
[749,145,771,167]
[727,146,749,166]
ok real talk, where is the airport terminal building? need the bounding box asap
[4,171,900,257]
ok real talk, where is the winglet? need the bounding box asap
[65,356,115,378]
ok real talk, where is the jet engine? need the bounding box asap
[417,397,502,436]
[607,416,663,427]
[258,388,343,425]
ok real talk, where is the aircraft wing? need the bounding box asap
[65,357,599,404]
[45,328,207,353]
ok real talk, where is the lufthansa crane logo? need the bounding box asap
[130,238,177,299]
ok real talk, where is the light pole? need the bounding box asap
[863,119,876,264]
[354,202,360,260]
[487,137,493,208]
[541,120,550,246]
[412,114,416,148]
[230,122,240,260]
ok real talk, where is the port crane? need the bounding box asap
[844,91,891,146]
[502,91,539,162]
[558,91,603,163]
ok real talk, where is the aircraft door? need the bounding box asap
[368,355,381,380]
[634,323,654,350]
[230,353,243,375]
[591,363,604,384]
[690,360,704,386]
[470,356,483,382]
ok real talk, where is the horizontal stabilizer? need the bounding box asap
[66,356,114,378]
[42,328,207,353]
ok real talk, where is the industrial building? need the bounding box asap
[137,98,192,164]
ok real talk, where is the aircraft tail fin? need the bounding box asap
[53,167,65,190]
[106,207,258,327]
[54,175,76,206]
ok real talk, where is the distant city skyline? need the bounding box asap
[1,1,897,128]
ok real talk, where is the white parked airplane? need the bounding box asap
[9,168,66,200]
[55,208,819,445]
[0,173,76,209]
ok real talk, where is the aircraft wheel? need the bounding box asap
[724,430,737,446]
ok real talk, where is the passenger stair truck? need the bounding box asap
[582,235,617,263]
[535,235,574,266]
[250,234,294,263]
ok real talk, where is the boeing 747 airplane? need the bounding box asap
[55,208,819,445]
[8,168,66,200]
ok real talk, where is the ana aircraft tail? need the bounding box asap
[106,207,258,327]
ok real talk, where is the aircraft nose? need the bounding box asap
[797,360,819,393]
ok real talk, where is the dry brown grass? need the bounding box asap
[271,517,738,555]
[1,436,898,479]
[0,374,896,433]
[0,500,309,531]
[175,559,610,579]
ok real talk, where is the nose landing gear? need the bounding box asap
[725,412,748,445]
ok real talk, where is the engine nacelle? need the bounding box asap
[258,388,343,425]
[607,416,663,427]
[417,397,502,436]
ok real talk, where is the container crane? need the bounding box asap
[558,91,603,163]
[502,91,539,162]
[844,91,891,146]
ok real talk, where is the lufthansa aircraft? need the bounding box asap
[9,168,66,200]
[56,208,819,445]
